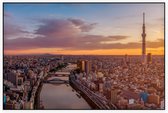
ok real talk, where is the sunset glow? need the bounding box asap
[4,47,164,55]
[4,4,164,55]
[3,3,165,110]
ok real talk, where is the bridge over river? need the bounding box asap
[43,77,69,84]
[48,71,70,77]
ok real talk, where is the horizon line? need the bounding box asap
[4,53,164,56]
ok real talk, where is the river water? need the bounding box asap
[40,76,91,109]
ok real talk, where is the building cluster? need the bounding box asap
[74,55,164,109]
[3,54,164,110]
[3,55,53,109]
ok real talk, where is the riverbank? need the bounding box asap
[69,74,116,110]
[69,75,102,109]
[70,81,97,109]
[34,74,49,109]
[34,81,44,109]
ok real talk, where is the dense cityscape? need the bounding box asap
[3,54,164,109]
[3,3,164,110]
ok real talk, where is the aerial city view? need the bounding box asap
[3,3,164,110]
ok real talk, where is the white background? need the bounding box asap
[0,0,167,113]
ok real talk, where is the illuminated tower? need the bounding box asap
[142,12,146,64]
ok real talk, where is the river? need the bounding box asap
[40,76,91,109]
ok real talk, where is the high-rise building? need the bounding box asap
[106,89,118,104]
[84,60,91,74]
[77,60,85,72]
[92,64,98,73]
[9,56,12,66]
[142,12,146,64]
[60,55,64,62]
[147,53,152,64]
[123,54,129,67]
[77,60,91,74]
[124,54,128,62]
[111,90,118,104]
[6,70,18,86]
[17,77,23,86]
[97,78,104,93]
[99,62,103,70]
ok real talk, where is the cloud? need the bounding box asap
[4,36,76,50]
[4,12,30,39]
[4,17,164,51]
[35,18,96,38]
[71,38,164,50]
[35,19,81,38]
[4,34,128,50]
[4,21,29,39]
[78,35,128,45]
[4,33,163,51]
[68,18,97,32]
[147,39,164,48]
[107,35,128,40]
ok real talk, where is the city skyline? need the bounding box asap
[4,3,164,55]
[3,3,165,110]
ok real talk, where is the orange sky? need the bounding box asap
[4,47,164,55]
